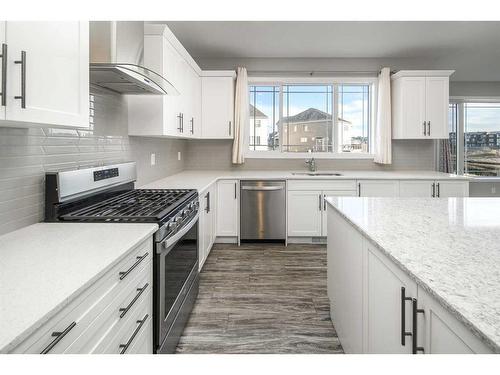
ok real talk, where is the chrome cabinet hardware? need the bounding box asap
[431,183,436,197]
[323,194,327,211]
[318,194,322,211]
[119,253,149,280]
[205,192,210,213]
[190,117,194,134]
[240,185,283,191]
[14,50,26,108]
[401,287,413,346]
[119,314,148,354]
[427,121,431,136]
[234,182,237,199]
[412,298,425,354]
[40,321,76,354]
[358,182,361,197]
[177,113,183,132]
[119,283,149,319]
[228,121,231,135]
[423,121,427,136]
[436,182,440,197]
[0,43,6,106]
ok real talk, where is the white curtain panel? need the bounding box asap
[374,67,392,164]
[232,67,249,164]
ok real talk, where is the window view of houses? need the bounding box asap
[448,102,500,176]
[248,84,372,154]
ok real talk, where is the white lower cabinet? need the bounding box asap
[435,180,469,197]
[327,208,493,354]
[400,180,469,197]
[357,180,400,197]
[199,183,216,270]
[216,179,239,237]
[287,190,323,237]
[321,190,357,236]
[10,238,153,354]
[399,180,435,197]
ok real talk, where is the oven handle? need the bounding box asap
[158,212,199,253]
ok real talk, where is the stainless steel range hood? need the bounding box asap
[89,21,178,95]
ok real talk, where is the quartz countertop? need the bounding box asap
[326,196,500,352]
[141,170,469,193]
[0,222,158,353]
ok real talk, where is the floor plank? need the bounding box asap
[175,243,343,354]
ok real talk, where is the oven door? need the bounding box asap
[155,212,199,351]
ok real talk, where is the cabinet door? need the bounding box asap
[399,180,434,197]
[5,22,89,127]
[201,76,234,139]
[188,70,202,137]
[366,245,417,353]
[0,22,5,119]
[287,190,322,237]
[358,180,400,197]
[416,287,492,354]
[321,190,358,236]
[400,77,426,139]
[216,180,238,236]
[425,77,449,139]
[435,181,469,197]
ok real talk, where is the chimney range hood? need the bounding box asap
[89,21,178,95]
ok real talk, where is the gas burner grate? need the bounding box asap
[60,189,196,222]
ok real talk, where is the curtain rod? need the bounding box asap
[246,69,396,76]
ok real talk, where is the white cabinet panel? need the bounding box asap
[201,75,234,139]
[216,180,238,237]
[199,184,216,270]
[0,22,5,119]
[358,180,400,197]
[327,209,364,353]
[366,247,417,353]
[417,287,492,354]
[321,190,357,236]
[425,77,449,139]
[399,180,434,197]
[4,22,89,128]
[287,190,322,237]
[435,181,469,197]
[396,77,426,139]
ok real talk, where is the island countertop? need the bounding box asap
[326,196,500,352]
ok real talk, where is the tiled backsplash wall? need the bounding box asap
[0,90,186,235]
[184,139,437,171]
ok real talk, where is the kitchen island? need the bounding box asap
[325,197,499,354]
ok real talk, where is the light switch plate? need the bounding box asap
[150,153,156,166]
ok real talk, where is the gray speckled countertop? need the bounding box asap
[326,197,500,352]
[0,222,158,353]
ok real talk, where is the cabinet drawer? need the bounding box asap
[101,291,153,354]
[288,180,357,191]
[11,237,153,353]
[63,261,152,353]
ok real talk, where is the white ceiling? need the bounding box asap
[165,21,500,81]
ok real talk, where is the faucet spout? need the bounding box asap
[305,158,317,172]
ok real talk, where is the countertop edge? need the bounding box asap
[0,224,158,353]
[326,198,500,353]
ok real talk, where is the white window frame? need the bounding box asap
[449,96,500,177]
[246,76,377,159]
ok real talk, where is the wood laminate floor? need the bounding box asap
[175,243,344,354]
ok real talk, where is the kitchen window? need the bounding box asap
[248,79,376,158]
[445,99,500,176]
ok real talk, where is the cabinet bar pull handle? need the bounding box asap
[427,121,431,136]
[177,113,182,132]
[401,287,413,346]
[119,314,148,354]
[229,121,232,136]
[119,283,149,318]
[358,182,361,197]
[40,321,76,354]
[431,183,435,197]
[205,192,210,213]
[323,194,327,211]
[190,117,194,134]
[423,121,426,136]
[0,43,7,106]
[318,194,322,211]
[412,298,425,354]
[234,182,237,199]
[119,253,149,280]
[436,182,440,198]
[14,50,26,108]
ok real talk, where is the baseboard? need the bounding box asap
[287,236,327,244]
[214,236,238,244]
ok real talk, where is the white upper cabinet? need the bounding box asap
[201,72,235,139]
[392,71,453,139]
[0,22,89,128]
[0,23,5,119]
[128,24,202,139]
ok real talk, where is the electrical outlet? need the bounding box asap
[150,153,156,166]
[178,151,181,161]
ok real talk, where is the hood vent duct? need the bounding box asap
[89,21,178,95]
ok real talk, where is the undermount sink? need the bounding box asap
[292,172,343,176]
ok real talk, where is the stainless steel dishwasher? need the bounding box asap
[240,180,286,241]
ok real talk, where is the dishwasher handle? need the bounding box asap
[241,186,284,191]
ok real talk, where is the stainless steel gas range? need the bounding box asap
[44,162,199,353]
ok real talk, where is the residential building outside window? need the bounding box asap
[248,81,375,156]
